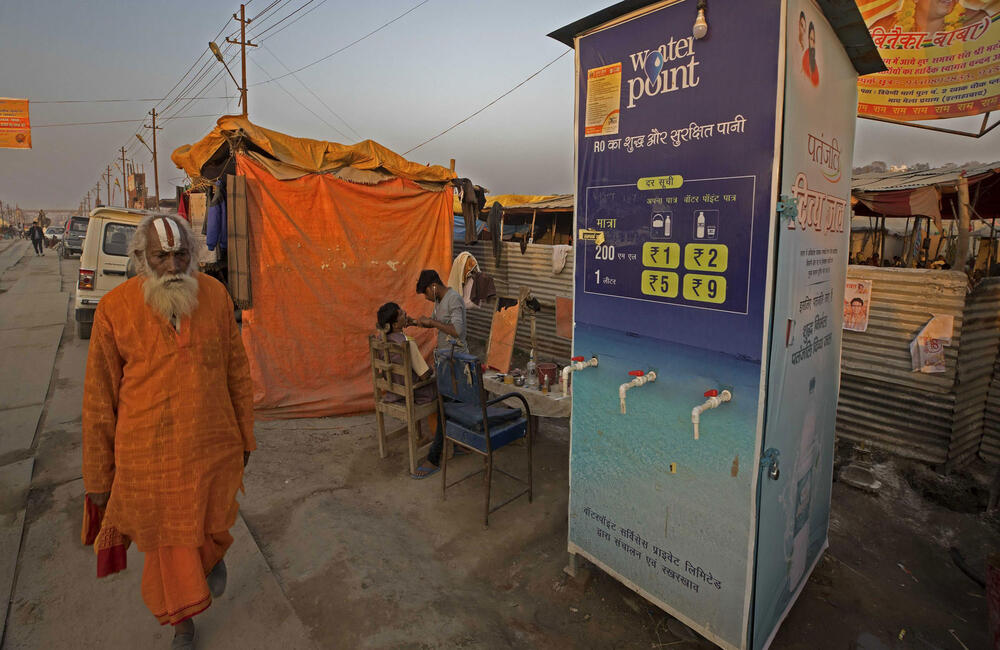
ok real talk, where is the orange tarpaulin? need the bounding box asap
[172,115,454,184]
[237,154,452,418]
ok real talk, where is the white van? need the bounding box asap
[75,207,151,339]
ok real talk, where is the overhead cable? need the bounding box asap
[252,0,430,86]
[251,59,350,141]
[255,0,331,42]
[404,50,570,155]
[34,114,219,128]
[262,44,362,140]
[32,96,236,105]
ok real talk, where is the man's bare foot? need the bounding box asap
[172,619,195,649]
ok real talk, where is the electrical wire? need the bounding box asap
[251,59,350,140]
[261,44,362,140]
[34,114,220,128]
[255,0,331,42]
[403,50,569,155]
[32,95,237,105]
[252,0,320,40]
[251,0,430,86]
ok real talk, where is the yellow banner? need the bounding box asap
[854,1,1000,121]
[0,98,31,149]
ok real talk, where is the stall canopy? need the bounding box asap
[852,162,1000,229]
[172,116,455,418]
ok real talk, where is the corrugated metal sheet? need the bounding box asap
[981,358,1000,464]
[837,267,969,464]
[852,161,1000,192]
[947,278,1000,469]
[836,268,1000,468]
[454,240,573,362]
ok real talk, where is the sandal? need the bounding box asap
[410,462,440,479]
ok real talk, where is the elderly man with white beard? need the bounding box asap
[82,213,255,649]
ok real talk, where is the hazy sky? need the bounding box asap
[1,0,998,209]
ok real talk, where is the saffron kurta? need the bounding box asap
[82,273,255,552]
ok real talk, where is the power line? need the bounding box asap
[252,0,430,86]
[256,0,332,42]
[253,0,320,40]
[251,58,350,140]
[403,50,570,156]
[32,95,236,105]
[262,44,362,140]
[34,114,219,128]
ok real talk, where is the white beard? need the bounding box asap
[143,272,199,321]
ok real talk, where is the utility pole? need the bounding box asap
[103,165,112,207]
[94,182,102,207]
[142,108,162,210]
[121,146,129,208]
[85,190,91,214]
[225,4,257,117]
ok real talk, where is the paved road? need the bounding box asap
[0,248,314,649]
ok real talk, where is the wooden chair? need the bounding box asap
[434,347,533,528]
[369,333,438,476]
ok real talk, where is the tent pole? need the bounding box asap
[957,176,971,268]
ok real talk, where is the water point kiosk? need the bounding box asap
[549,2,884,648]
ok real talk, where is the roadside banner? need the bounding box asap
[0,98,31,149]
[855,0,1000,120]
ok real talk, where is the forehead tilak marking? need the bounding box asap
[152,217,182,252]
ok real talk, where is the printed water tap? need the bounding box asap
[619,370,656,415]
[562,355,598,396]
[691,389,732,439]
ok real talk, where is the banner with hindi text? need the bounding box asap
[856,0,1000,120]
[0,98,31,149]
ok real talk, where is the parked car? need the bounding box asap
[75,207,147,339]
[62,214,90,258]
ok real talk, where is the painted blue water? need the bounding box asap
[569,322,762,646]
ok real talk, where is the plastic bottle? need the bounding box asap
[664,214,672,238]
[526,350,538,389]
[696,212,705,239]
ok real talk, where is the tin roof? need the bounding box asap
[852,162,1000,193]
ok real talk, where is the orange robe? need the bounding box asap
[82,273,255,624]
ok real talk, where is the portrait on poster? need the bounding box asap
[843,279,872,332]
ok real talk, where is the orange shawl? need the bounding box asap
[82,274,255,558]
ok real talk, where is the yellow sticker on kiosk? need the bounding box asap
[641,271,679,298]
[641,242,680,269]
[683,274,726,303]
[684,244,728,272]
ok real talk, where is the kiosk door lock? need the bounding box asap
[760,448,780,480]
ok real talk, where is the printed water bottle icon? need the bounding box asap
[693,210,718,240]
[650,211,673,240]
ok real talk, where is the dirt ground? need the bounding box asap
[236,408,998,650]
[4,248,997,649]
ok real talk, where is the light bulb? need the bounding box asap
[693,8,708,39]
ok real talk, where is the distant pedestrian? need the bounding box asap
[82,214,254,650]
[28,221,44,256]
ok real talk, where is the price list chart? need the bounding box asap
[582,175,757,315]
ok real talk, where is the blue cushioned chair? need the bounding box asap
[434,348,533,527]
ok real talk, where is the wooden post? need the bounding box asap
[957,175,971,269]
[449,158,455,172]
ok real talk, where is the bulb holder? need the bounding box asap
[693,8,708,39]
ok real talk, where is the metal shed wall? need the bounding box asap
[454,240,574,362]
[836,267,968,464]
[982,357,1000,464]
[949,277,1000,468]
